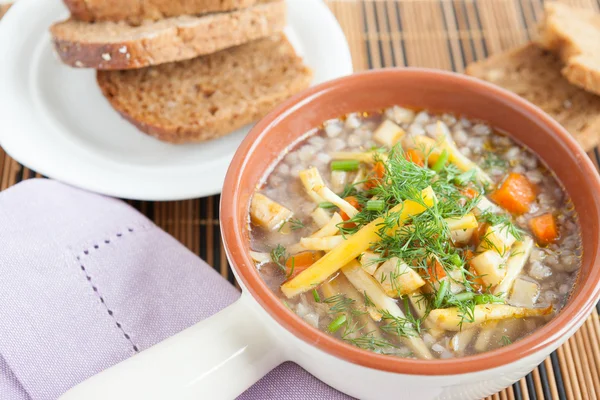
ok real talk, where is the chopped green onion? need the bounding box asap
[434,280,449,309]
[366,199,385,211]
[453,291,475,302]
[331,160,360,171]
[431,149,449,172]
[328,314,347,333]
[474,293,504,305]
[312,289,321,303]
[449,253,462,267]
[453,170,476,186]
[318,202,337,209]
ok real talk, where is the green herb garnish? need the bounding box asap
[328,315,347,332]
[269,244,288,272]
[331,160,360,171]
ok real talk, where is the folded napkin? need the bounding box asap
[0,179,349,400]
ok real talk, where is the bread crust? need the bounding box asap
[0,3,12,19]
[96,35,313,144]
[50,1,286,70]
[537,2,600,96]
[64,0,259,24]
[466,43,600,151]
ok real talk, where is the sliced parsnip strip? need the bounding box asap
[352,168,367,191]
[249,251,271,265]
[250,193,294,231]
[330,151,388,164]
[493,236,534,297]
[300,167,359,218]
[470,250,505,287]
[407,292,444,339]
[474,321,498,352]
[407,292,428,319]
[450,328,477,353]
[428,304,553,331]
[508,278,540,308]
[374,257,426,298]
[474,196,500,215]
[435,121,493,186]
[299,168,326,203]
[342,261,433,359]
[321,273,382,325]
[373,120,406,148]
[330,170,348,193]
[287,243,307,255]
[310,213,343,238]
[300,236,346,251]
[477,224,517,255]
[311,207,331,228]
[281,187,437,298]
[450,228,474,245]
[315,186,359,218]
[445,213,478,231]
[405,126,492,185]
[359,251,382,275]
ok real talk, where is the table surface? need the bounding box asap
[2,1,600,399]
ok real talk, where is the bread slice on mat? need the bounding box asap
[466,43,600,151]
[50,0,285,70]
[0,3,12,19]
[97,34,313,144]
[537,2,600,96]
[64,0,259,24]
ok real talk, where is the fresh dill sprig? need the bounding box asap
[288,218,306,231]
[379,309,419,338]
[269,244,288,272]
[343,332,398,352]
[364,291,375,308]
[478,210,524,241]
[500,335,512,346]
[323,294,355,314]
[482,150,508,170]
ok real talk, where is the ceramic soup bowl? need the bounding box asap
[61,69,600,400]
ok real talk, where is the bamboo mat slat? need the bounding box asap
[1,0,600,399]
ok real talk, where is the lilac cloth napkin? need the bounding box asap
[0,179,349,400]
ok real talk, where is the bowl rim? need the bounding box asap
[220,68,600,375]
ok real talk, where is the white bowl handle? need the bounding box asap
[60,293,284,400]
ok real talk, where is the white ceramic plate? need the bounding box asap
[0,0,352,200]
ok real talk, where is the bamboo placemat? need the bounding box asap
[1,0,600,398]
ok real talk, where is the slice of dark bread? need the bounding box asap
[466,43,600,151]
[50,0,285,70]
[97,34,313,144]
[537,2,600,96]
[0,3,12,19]
[64,0,259,24]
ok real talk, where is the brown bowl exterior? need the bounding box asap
[220,68,600,375]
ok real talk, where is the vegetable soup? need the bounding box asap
[248,107,581,359]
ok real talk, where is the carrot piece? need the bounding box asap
[461,187,478,199]
[405,149,425,167]
[365,161,386,190]
[285,251,322,279]
[464,250,486,290]
[470,222,489,247]
[424,258,447,283]
[490,173,536,215]
[340,196,361,228]
[464,250,475,261]
[529,213,559,245]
